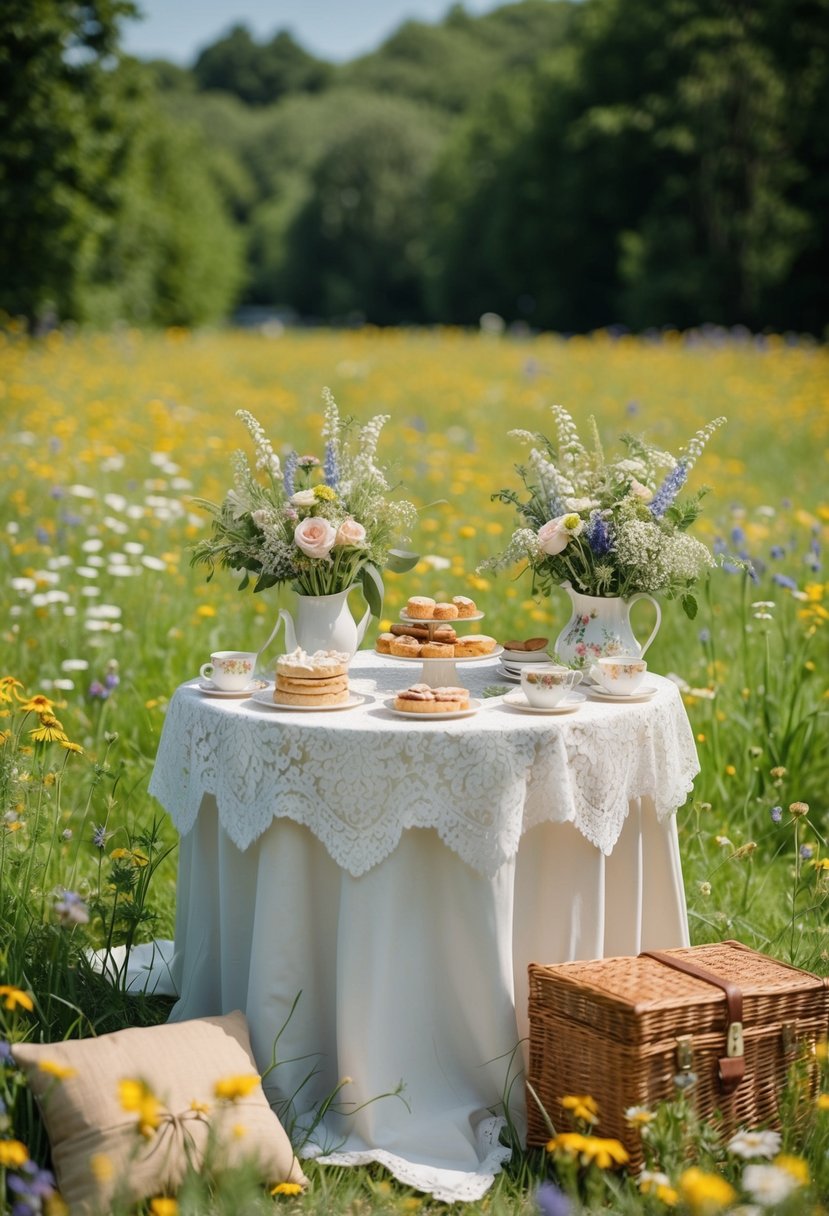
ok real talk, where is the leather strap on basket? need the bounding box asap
[640,950,745,1094]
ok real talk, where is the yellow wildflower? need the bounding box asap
[0,1139,29,1166]
[271,1182,304,1196]
[0,985,34,1012]
[560,1093,600,1124]
[0,677,24,702]
[313,484,336,501]
[18,694,55,714]
[38,1059,77,1080]
[118,1078,161,1137]
[679,1166,737,1213]
[815,1040,828,1062]
[110,847,149,867]
[195,604,216,617]
[149,1201,179,1216]
[774,1153,809,1185]
[189,1099,211,1114]
[547,1131,589,1157]
[578,1136,629,1169]
[59,739,84,754]
[214,1073,260,1101]
[812,858,829,872]
[816,1094,829,1111]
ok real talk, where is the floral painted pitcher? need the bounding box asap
[554,581,661,669]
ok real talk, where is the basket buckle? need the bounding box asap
[781,1022,796,1054]
[727,1021,744,1058]
[675,1034,694,1072]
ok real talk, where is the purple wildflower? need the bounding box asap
[92,824,109,849]
[585,511,611,556]
[537,1181,571,1216]
[698,629,711,644]
[54,889,90,927]
[283,450,298,498]
[625,400,639,416]
[772,573,797,590]
[800,844,814,860]
[103,671,120,691]
[770,806,783,823]
[323,440,339,489]
[649,459,688,519]
[770,545,786,560]
[0,1040,13,1064]
[88,680,108,700]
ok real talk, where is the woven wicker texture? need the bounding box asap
[526,941,829,1173]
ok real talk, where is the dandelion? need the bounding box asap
[271,1182,304,1196]
[0,985,34,1012]
[679,1166,737,1212]
[118,1078,161,1137]
[727,1129,782,1159]
[214,1073,260,1101]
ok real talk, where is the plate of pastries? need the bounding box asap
[388,683,480,720]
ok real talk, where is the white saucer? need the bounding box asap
[496,665,522,682]
[502,690,586,714]
[585,683,658,703]
[386,697,481,721]
[249,689,366,712]
[501,649,552,665]
[197,678,269,698]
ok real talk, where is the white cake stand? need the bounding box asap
[376,611,502,687]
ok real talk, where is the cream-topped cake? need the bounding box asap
[275,647,350,705]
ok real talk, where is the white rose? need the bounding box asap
[251,509,270,527]
[290,489,317,508]
[564,497,598,512]
[537,516,570,555]
[294,516,336,559]
[335,519,367,548]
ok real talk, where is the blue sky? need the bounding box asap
[123,1,512,64]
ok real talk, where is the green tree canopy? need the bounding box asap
[192,25,332,106]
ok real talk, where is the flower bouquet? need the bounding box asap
[482,406,726,619]
[190,390,418,618]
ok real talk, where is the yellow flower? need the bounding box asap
[214,1073,260,1101]
[271,1182,304,1196]
[232,1123,247,1138]
[458,525,476,539]
[774,1153,809,1185]
[679,1166,737,1213]
[0,984,34,1012]
[118,1078,161,1136]
[59,739,84,754]
[29,715,68,744]
[578,1136,629,1169]
[561,1093,600,1124]
[90,1153,114,1181]
[815,1040,828,1062]
[816,1093,829,1111]
[0,677,24,702]
[313,484,336,501]
[0,1139,29,1167]
[149,1201,178,1216]
[189,1099,211,1114]
[547,1131,589,1157]
[195,604,216,617]
[110,847,149,867]
[18,694,55,714]
[725,764,736,776]
[38,1059,77,1080]
[812,858,829,872]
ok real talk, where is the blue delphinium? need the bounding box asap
[323,439,339,489]
[649,458,688,519]
[585,510,611,556]
[283,450,298,498]
[773,573,797,590]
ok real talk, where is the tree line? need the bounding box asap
[1,0,827,334]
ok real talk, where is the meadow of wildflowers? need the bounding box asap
[0,325,827,1214]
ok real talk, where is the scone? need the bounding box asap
[375,632,395,654]
[390,635,421,657]
[454,633,497,657]
[452,596,477,618]
[421,640,454,658]
[433,602,459,620]
[405,596,436,619]
[276,674,349,696]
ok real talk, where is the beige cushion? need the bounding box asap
[13,1010,307,1213]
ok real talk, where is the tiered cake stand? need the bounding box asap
[377,611,503,687]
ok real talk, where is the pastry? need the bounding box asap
[390,635,421,657]
[405,596,436,619]
[393,684,469,713]
[421,641,454,658]
[503,637,548,652]
[274,685,349,707]
[433,602,459,620]
[276,647,349,679]
[390,622,457,643]
[375,632,395,654]
[454,634,497,657]
[276,674,349,696]
[452,596,477,618]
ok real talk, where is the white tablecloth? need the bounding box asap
[148,654,699,1202]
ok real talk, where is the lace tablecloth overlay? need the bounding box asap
[149,653,699,876]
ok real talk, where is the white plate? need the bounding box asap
[375,646,503,664]
[385,697,481,721]
[585,683,658,703]
[196,678,270,698]
[398,610,484,624]
[496,665,522,682]
[501,648,552,664]
[248,689,366,712]
[502,690,586,714]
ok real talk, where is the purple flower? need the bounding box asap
[698,628,711,644]
[0,1040,13,1064]
[770,806,783,823]
[537,1181,571,1216]
[297,454,319,470]
[323,440,339,489]
[585,511,611,556]
[282,450,298,498]
[649,458,688,519]
[87,680,108,700]
[92,824,109,849]
[103,671,120,690]
[770,545,786,560]
[731,526,746,546]
[772,573,797,590]
[625,400,639,416]
[800,844,814,860]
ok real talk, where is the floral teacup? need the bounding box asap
[589,655,647,696]
[199,651,257,691]
[520,664,582,708]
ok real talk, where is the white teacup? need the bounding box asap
[521,664,582,708]
[199,650,257,691]
[589,655,647,696]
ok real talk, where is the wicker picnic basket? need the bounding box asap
[526,940,829,1173]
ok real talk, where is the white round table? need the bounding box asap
[149,653,699,1202]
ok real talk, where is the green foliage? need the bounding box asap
[193,24,332,106]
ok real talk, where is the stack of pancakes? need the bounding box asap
[274,648,350,707]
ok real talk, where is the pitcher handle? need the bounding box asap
[254,608,293,669]
[626,593,661,658]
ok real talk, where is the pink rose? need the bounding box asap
[335,519,367,548]
[537,516,570,556]
[294,516,336,559]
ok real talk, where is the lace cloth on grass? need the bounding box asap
[148,654,699,877]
